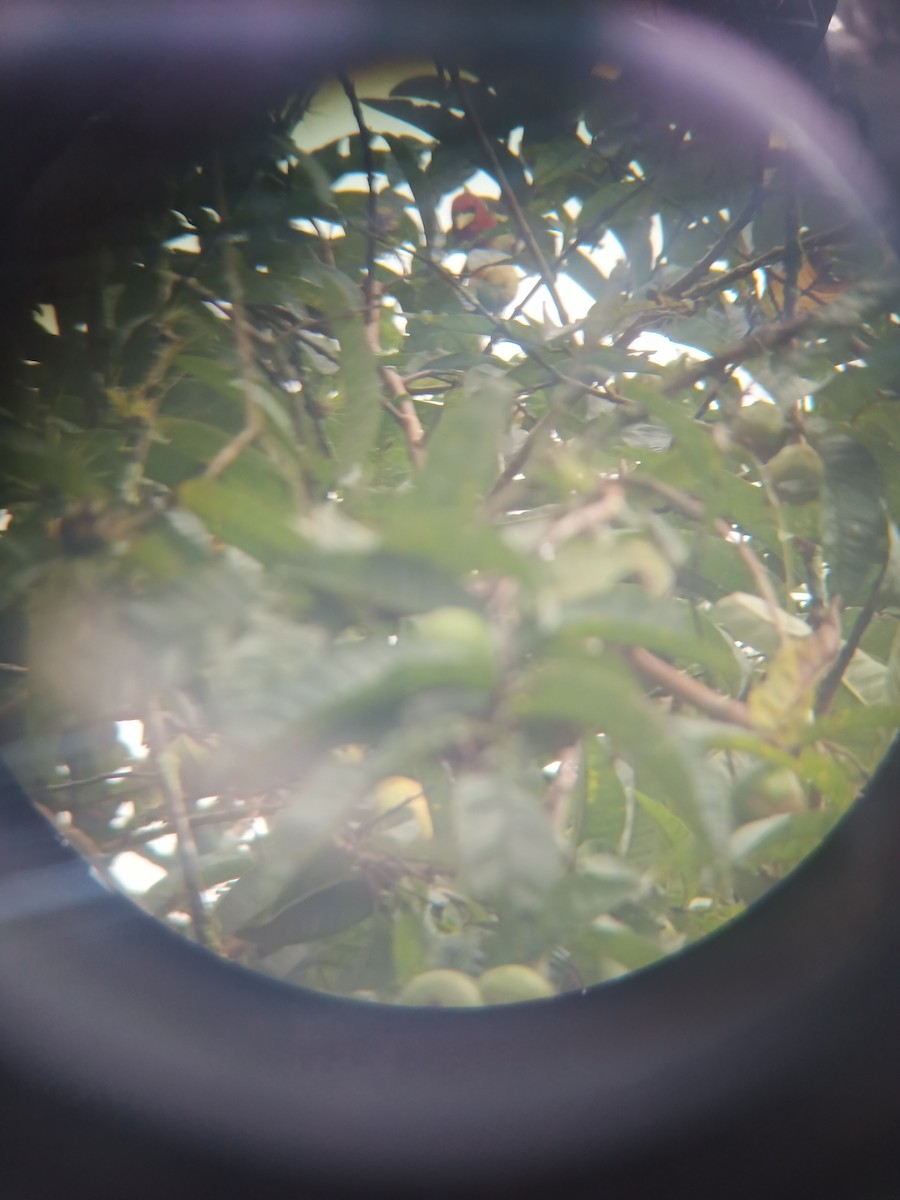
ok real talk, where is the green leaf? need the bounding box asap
[587,915,664,971]
[840,649,889,708]
[216,825,361,940]
[174,354,244,397]
[545,853,643,936]
[571,735,628,850]
[542,587,741,690]
[210,630,496,790]
[149,417,293,509]
[453,772,561,912]
[807,703,900,744]
[243,877,376,954]
[417,367,517,512]
[729,810,837,870]
[815,430,889,606]
[178,476,303,563]
[634,790,693,851]
[296,264,383,480]
[2,429,121,501]
[513,656,718,849]
[714,590,888,709]
[713,592,809,655]
[283,548,473,617]
[142,850,252,916]
[385,136,437,246]
[392,904,430,985]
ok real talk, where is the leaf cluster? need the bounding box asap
[1,55,898,1000]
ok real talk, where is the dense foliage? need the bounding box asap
[2,40,899,1002]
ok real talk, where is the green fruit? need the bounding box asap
[373,775,433,841]
[410,607,495,689]
[768,443,824,505]
[732,403,788,462]
[397,970,483,1007]
[413,606,491,653]
[478,965,555,1004]
[737,767,807,820]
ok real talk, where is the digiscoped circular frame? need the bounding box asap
[1,4,898,1198]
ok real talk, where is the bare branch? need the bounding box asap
[623,645,753,727]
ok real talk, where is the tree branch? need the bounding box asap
[363,308,425,469]
[623,645,753,727]
[510,177,651,322]
[663,187,765,299]
[662,313,815,394]
[145,703,212,948]
[682,223,852,303]
[815,571,886,716]
[622,472,786,639]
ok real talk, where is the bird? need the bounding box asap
[449,191,522,314]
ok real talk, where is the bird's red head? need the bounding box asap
[450,191,497,242]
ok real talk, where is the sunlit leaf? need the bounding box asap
[588,915,664,971]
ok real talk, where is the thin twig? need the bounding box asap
[623,646,753,727]
[486,407,558,510]
[106,798,285,852]
[681,223,851,303]
[816,571,886,717]
[622,472,786,639]
[203,156,265,481]
[403,369,464,388]
[482,371,632,513]
[38,810,121,892]
[363,312,425,468]
[45,769,156,792]
[781,173,802,321]
[145,702,212,948]
[510,178,651,322]
[663,187,765,299]
[537,485,625,553]
[543,744,580,839]
[662,313,814,395]
[341,76,378,320]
